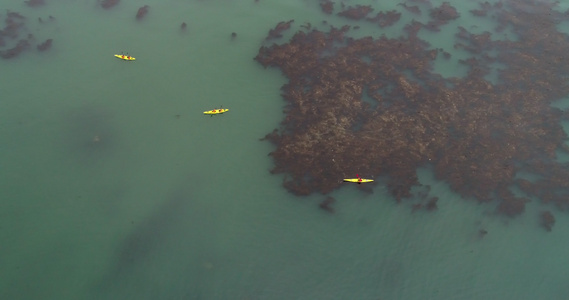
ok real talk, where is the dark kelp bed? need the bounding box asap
[256,0,569,230]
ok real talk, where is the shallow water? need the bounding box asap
[1,1,569,299]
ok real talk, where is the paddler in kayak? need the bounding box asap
[203,105,229,116]
[115,52,135,61]
[343,174,373,184]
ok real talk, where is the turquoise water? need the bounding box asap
[1,1,569,299]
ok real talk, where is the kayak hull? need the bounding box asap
[204,109,229,115]
[343,178,374,183]
[114,54,136,61]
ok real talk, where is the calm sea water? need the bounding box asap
[1,1,568,299]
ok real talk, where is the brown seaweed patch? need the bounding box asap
[136,5,149,20]
[100,0,119,9]
[255,0,569,220]
[37,38,52,52]
[266,20,294,40]
[425,197,438,211]
[366,11,401,28]
[1,39,30,59]
[337,5,373,20]
[429,2,459,21]
[319,0,334,15]
[540,211,555,232]
[398,3,421,15]
[424,2,460,31]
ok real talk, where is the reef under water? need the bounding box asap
[255,0,569,224]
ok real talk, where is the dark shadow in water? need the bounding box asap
[90,180,212,300]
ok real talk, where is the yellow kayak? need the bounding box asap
[204,108,229,115]
[114,54,136,61]
[344,178,374,183]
